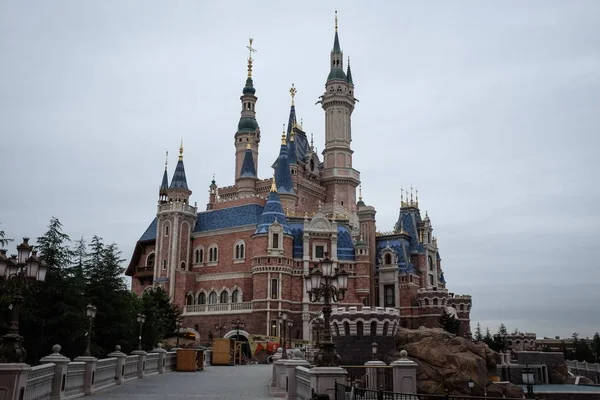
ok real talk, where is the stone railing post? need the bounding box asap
[73,354,98,396]
[364,359,387,390]
[391,350,418,394]
[107,345,127,385]
[284,349,310,400]
[307,365,348,399]
[150,344,167,374]
[130,349,147,379]
[271,348,283,387]
[0,363,31,400]
[40,344,71,400]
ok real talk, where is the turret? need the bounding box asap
[235,39,260,181]
[159,151,169,204]
[274,127,298,214]
[237,144,258,195]
[207,174,217,210]
[166,141,192,204]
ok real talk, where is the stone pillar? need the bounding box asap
[284,349,310,400]
[307,366,348,400]
[149,344,167,374]
[271,348,283,387]
[130,350,147,379]
[107,345,127,385]
[40,344,71,400]
[73,355,98,396]
[0,363,31,400]
[364,359,387,390]
[391,350,418,394]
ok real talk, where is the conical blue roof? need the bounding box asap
[169,159,189,190]
[333,31,341,53]
[254,190,292,234]
[274,142,295,195]
[160,169,169,190]
[240,147,257,178]
[288,136,297,165]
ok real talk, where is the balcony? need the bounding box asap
[136,265,154,277]
[183,302,252,315]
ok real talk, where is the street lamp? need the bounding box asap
[214,322,225,338]
[467,377,475,396]
[287,318,293,357]
[372,342,379,361]
[0,238,47,363]
[522,365,535,399]
[279,313,288,359]
[136,313,146,351]
[304,253,348,367]
[84,303,97,357]
[176,318,183,348]
[231,316,245,341]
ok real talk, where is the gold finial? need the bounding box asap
[246,143,251,150]
[179,139,184,160]
[359,184,363,201]
[165,151,168,170]
[270,174,277,192]
[290,83,297,106]
[281,124,287,145]
[335,10,338,32]
[246,38,257,78]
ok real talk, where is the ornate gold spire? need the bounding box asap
[270,174,277,192]
[246,143,251,150]
[179,139,184,160]
[246,38,257,78]
[165,151,168,170]
[335,10,338,32]
[290,83,297,106]
[281,124,287,145]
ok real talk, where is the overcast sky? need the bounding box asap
[1,1,599,339]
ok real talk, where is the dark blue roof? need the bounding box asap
[346,60,353,85]
[195,204,264,232]
[160,169,169,190]
[288,137,298,165]
[254,191,292,234]
[393,209,425,253]
[243,77,256,95]
[333,31,341,53]
[439,272,446,284]
[337,225,355,261]
[169,159,189,190]
[240,148,257,178]
[140,218,158,241]
[290,223,304,259]
[274,143,295,195]
[375,237,417,274]
[286,105,297,141]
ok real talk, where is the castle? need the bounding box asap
[126,14,472,342]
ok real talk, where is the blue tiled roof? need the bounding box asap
[140,218,158,241]
[274,143,295,195]
[439,272,446,284]
[393,209,425,253]
[288,137,297,165]
[254,191,292,234]
[337,226,355,261]
[375,237,417,274]
[169,159,189,190]
[160,169,168,190]
[294,131,309,162]
[286,105,297,141]
[195,204,264,232]
[240,148,257,178]
[290,223,304,259]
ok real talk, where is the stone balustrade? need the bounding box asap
[183,301,252,315]
[94,358,118,391]
[23,363,55,400]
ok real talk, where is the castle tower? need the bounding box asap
[274,128,298,213]
[155,143,197,300]
[356,188,377,305]
[235,39,260,181]
[159,151,169,204]
[319,12,360,208]
[207,175,217,210]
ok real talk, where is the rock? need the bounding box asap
[393,327,524,398]
[550,363,569,384]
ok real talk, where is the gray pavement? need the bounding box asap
[91,364,277,399]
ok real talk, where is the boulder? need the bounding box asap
[550,363,569,384]
[393,327,523,398]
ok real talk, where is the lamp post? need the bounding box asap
[0,238,47,363]
[136,313,146,351]
[287,318,293,357]
[467,377,475,396]
[176,318,183,348]
[84,303,97,357]
[279,313,288,359]
[214,322,225,338]
[231,316,245,341]
[304,253,348,367]
[372,342,379,361]
[522,365,535,399]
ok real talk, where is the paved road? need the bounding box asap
[92,365,275,399]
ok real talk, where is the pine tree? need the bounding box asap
[0,223,12,247]
[438,308,461,335]
[498,323,508,335]
[592,332,600,363]
[140,287,181,349]
[474,323,483,343]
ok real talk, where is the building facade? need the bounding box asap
[126,16,472,342]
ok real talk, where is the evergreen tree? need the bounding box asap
[0,223,12,247]
[474,323,483,343]
[498,323,508,335]
[593,332,600,363]
[438,308,460,335]
[140,287,181,349]
[483,327,493,346]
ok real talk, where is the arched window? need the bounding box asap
[231,289,239,303]
[459,304,464,312]
[164,225,169,237]
[195,247,204,264]
[208,291,217,304]
[357,321,364,336]
[186,294,194,305]
[219,291,228,304]
[234,240,245,260]
[208,244,218,262]
[433,298,438,306]
[385,253,392,265]
[428,256,434,271]
[343,322,350,336]
[198,292,206,304]
[383,321,389,336]
[424,298,430,306]
[146,253,155,267]
[180,261,186,270]
[333,322,340,336]
[370,321,377,336]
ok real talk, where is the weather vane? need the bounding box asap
[246,38,257,77]
[290,83,297,105]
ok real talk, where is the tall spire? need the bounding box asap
[240,143,257,178]
[346,57,353,85]
[274,125,295,195]
[328,11,345,82]
[170,141,189,190]
[161,151,169,190]
[179,138,184,160]
[286,84,297,139]
[333,11,341,52]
